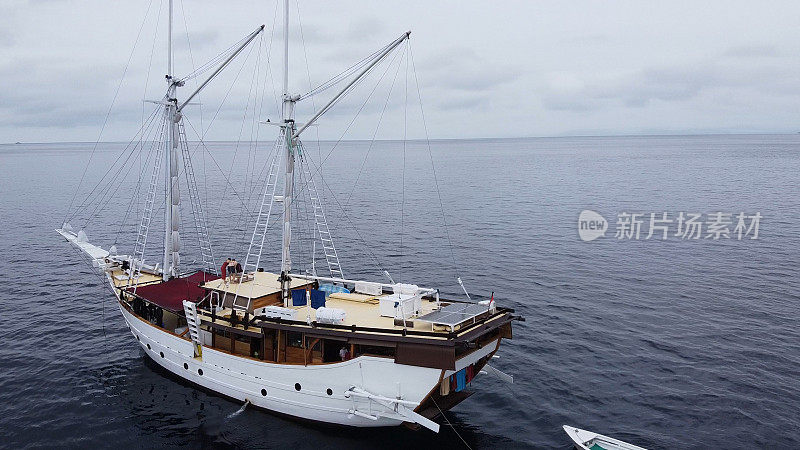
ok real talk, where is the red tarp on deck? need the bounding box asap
[129,271,219,313]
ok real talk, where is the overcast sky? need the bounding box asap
[3,0,800,143]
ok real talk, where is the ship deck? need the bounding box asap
[114,268,506,340]
[201,271,466,334]
[201,271,311,299]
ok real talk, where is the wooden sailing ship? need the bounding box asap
[57,0,518,432]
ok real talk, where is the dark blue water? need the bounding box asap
[1,135,798,448]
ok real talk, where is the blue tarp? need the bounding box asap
[291,289,307,306]
[317,283,349,298]
[310,289,326,309]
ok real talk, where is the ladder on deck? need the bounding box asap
[300,151,343,279]
[233,133,284,310]
[178,121,216,275]
[183,300,202,357]
[130,115,167,286]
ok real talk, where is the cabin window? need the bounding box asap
[287,332,304,348]
[251,338,263,360]
[322,339,347,362]
[355,344,395,358]
[306,338,321,353]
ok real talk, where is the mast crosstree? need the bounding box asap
[275,0,409,303]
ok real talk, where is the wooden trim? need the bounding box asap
[414,369,446,413]
[304,338,320,366]
[204,320,263,338]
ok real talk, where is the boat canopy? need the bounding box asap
[128,271,219,313]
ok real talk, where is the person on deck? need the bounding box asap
[230,258,242,282]
[227,259,236,282]
[221,258,231,282]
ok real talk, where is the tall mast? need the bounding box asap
[280,0,296,304]
[163,0,180,280]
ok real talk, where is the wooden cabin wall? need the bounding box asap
[249,282,315,311]
[250,292,282,310]
[233,335,251,357]
[277,331,286,362]
[263,329,276,362]
[214,334,232,352]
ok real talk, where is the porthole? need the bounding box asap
[326,388,332,396]
[136,335,140,341]
[261,389,267,396]
[295,383,301,391]
[146,343,151,350]
[159,352,164,358]
[183,363,188,370]
[198,368,203,376]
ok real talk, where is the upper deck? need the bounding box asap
[198,271,499,337]
[111,266,513,346]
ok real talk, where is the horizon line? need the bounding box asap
[3,130,800,145]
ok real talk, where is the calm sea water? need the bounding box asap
[0,135,798,449]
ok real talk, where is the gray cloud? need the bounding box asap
[543,50,800,112]
[4,0,800,142]
[724,44,782,59]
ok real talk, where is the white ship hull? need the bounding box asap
[119,302,499,428]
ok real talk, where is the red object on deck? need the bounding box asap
[221,261,229,278]
[128,271,219,313]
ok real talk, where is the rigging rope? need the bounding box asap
[430,396,473,450]
[276,47,409,277]
[62,0,155,226]
[139,0,163,229]
[83,111,167,228]
[303,45,405,194]
[177,33,251,84]
[114,114,164,245]
[69,105,163,225]
[342,40,405,210]
[409,42,466,296]
[400,41,408,282]
[298,41,393,101]
[298,147,388,276]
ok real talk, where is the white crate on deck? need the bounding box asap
[255,305,297,320]
[392,283,419,295]
[379,293,422,319]
[355,281,382,296]
[316,307,346,324]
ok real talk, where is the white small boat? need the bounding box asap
[563,425,647,450]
